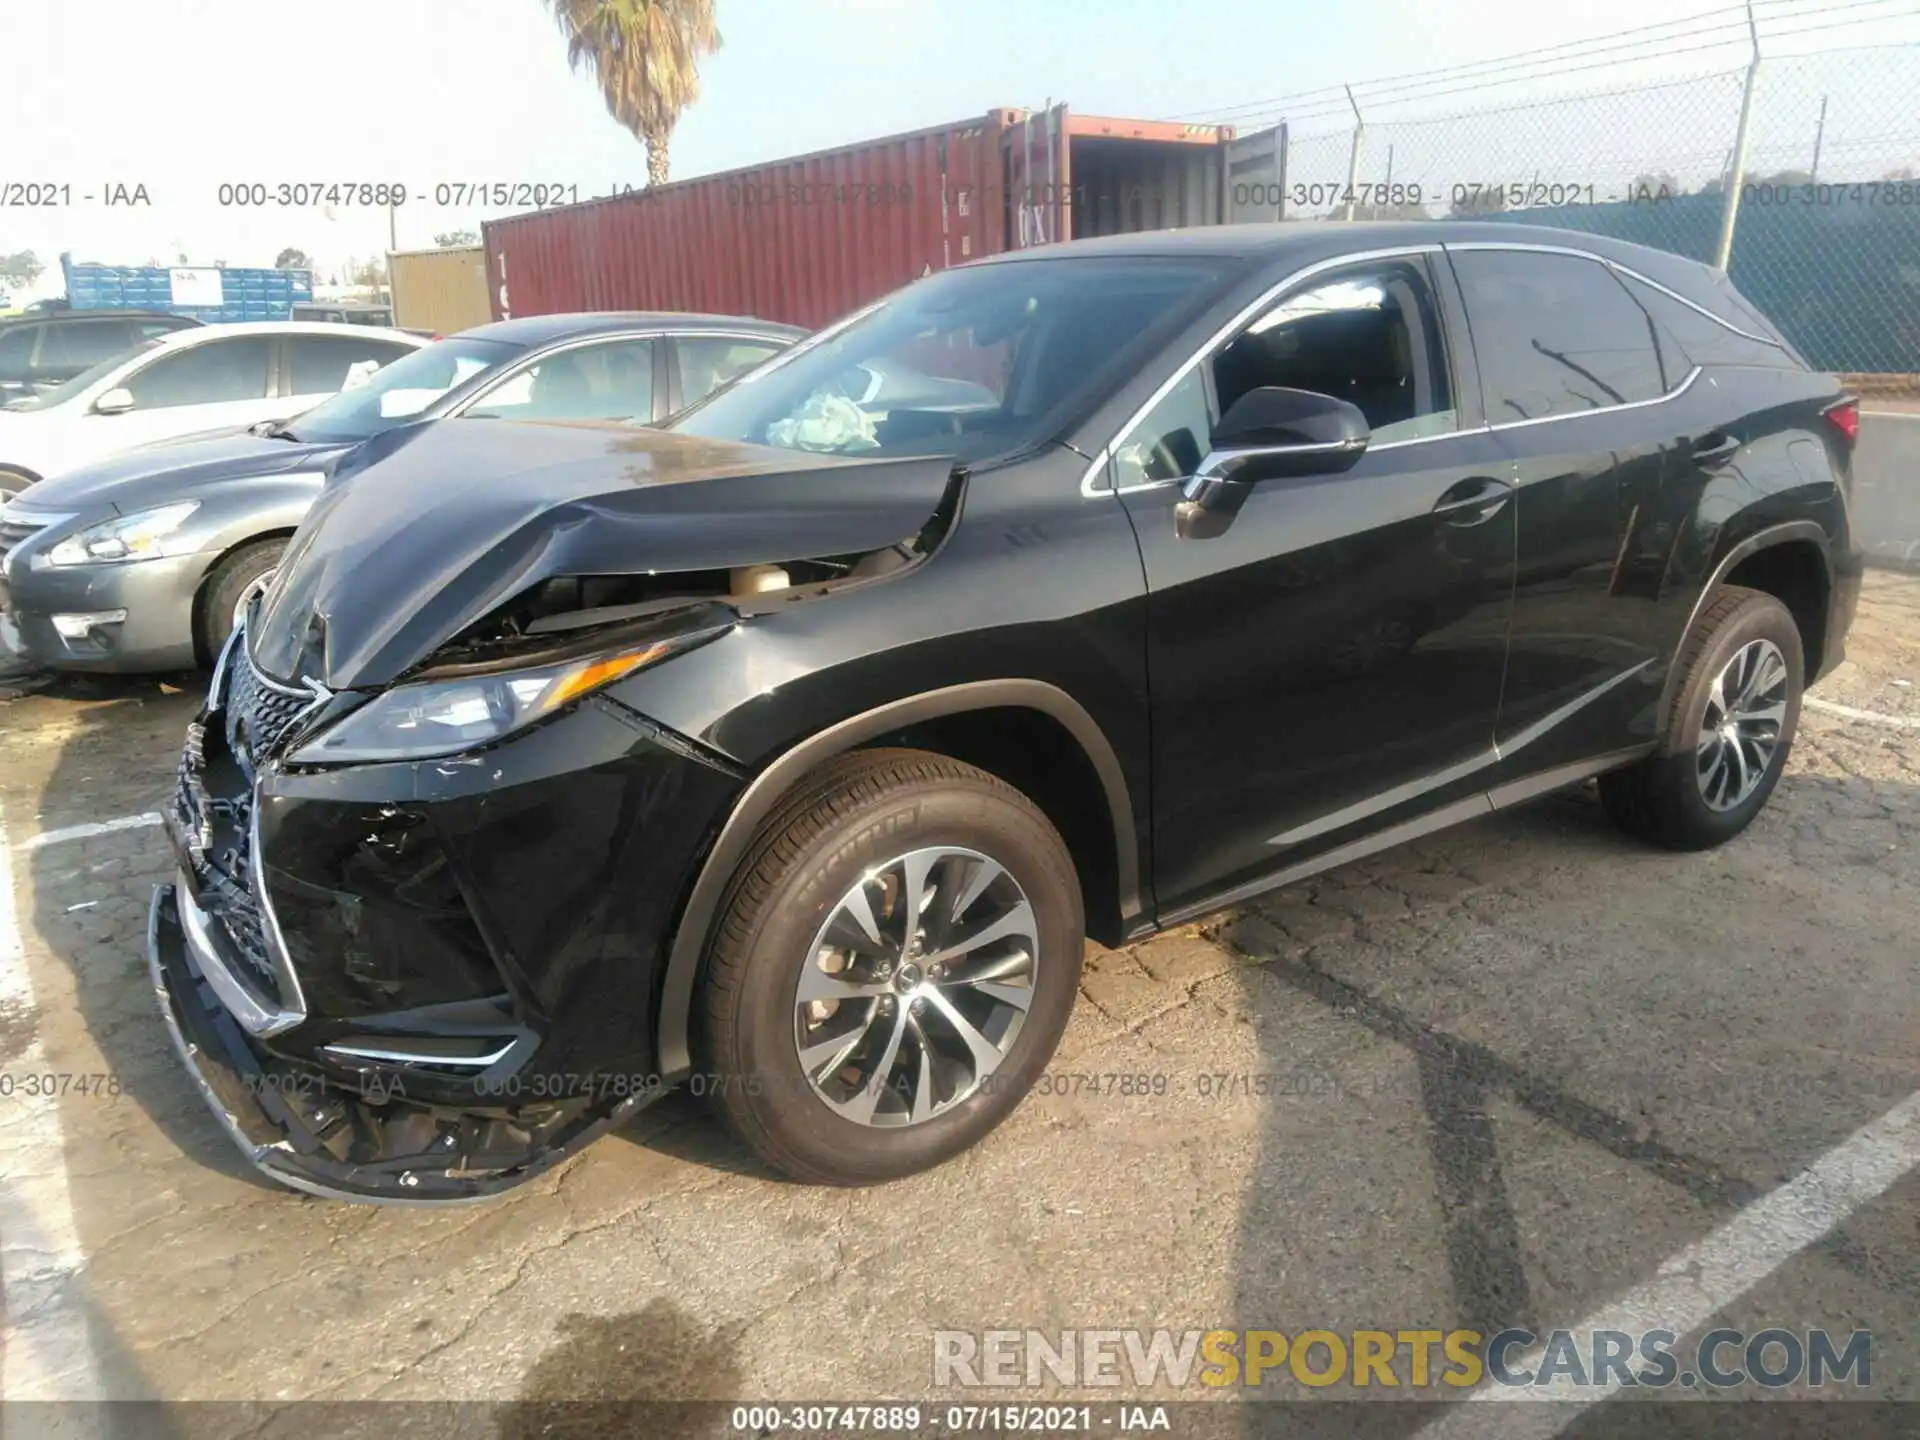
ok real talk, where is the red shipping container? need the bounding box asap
[481,107,1239,330]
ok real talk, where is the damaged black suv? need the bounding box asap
[150,222,1860,1201]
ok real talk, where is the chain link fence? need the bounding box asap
[1222,43,1920,382]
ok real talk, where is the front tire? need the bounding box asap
[0,467,34,501]
[196,538,286,664]
[1600,585,1803,850]
[695,748,1084,1185]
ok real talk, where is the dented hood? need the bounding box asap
[250,417,956,689]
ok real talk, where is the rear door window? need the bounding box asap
[288,335,414,396]
[1449,249,1667,422]
[464,338,656,421]
[1615,274,1797,372]
[677,337,784,407]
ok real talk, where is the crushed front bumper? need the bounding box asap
[149,882,659,1203]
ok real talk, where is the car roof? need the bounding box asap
[974,220,1720,286]
[452,311,808,346]
[147,320,426,347]
[0,309,201,326]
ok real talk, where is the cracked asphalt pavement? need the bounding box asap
[0,572,1917,1437]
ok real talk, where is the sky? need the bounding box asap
[1,0,1915,300]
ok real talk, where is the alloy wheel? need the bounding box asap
[793,845,1038,1127]
[1696,636,1789,811]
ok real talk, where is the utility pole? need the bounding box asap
[1712,0,1761,273]
[1810,94,1828,182]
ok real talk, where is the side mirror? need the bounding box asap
[1208,386,1371,480]
[93,387,135,416]
[1176,387,1371,539]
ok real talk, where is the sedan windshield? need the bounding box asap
[667,257,1232,463]
[279,336,523,443]
[2,341,162,412]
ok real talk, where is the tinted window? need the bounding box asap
[670,257,1230,463]
[289,335,413,395]
[1451,251,1666,421]
[678,337,784,406]
[1616,273,1796,372]
[123,337,273,409]
[37,320,135,371]
[0,325,36,376]
[138,320,186,340]
[464,339,656,421]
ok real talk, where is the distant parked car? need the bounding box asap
[0,310,204,406]
[291,301,397,327]
[0,312,801,671]
[0,321,424,498]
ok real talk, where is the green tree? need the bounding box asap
[275,247,314,270]
[0,251,44,290]
[433,229,479,247]
[543,0,720,185]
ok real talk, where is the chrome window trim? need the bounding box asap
[1486,363,1703,434]
[1084,238,1738,499]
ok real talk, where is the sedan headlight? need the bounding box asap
[34,502,201,568]
[286,635,711,764]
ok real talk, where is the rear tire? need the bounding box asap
[695,748,1084,1185]
[197,539,286,665]
[1599,585,1802,851]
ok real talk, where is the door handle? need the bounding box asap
[1431,476,1513,525]
[1692,432,1740,466]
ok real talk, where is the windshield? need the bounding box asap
[667,257,1232,463]
[3,340,161,412]
[279,336,522,442]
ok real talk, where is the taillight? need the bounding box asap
[1822,396,1860,446]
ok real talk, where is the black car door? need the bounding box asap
[1115,250,1517,916]
[1445,245,1700,778]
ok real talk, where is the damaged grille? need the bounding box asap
[223,643,323,777]
[171,636,327,1007]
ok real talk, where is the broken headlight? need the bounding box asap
[287,638,696,764]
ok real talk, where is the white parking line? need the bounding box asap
[1416,1090,1920,1438]
[14,814,163,852]
[1805,696,1920,730]
[0,807,106,1417]
[1860,409,1920,420]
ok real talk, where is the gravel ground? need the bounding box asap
[0,573,1916,1439]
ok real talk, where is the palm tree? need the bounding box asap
[543,0,720,186]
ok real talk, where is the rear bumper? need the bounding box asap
[149,882,660,1203]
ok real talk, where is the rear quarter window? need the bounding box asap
[1617,274,1801,372]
